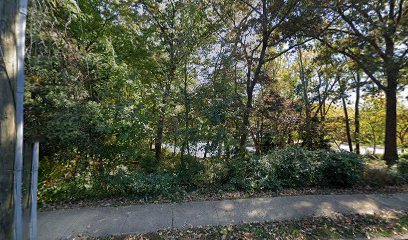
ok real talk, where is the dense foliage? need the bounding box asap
[398,154,408,182]
[39,146,408,204]
[21,0,407,204]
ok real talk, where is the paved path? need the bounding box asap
[39,193,408,240]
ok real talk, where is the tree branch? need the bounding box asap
[264,38,313,63]
[336,7,387,60]
[239,0,261,15]
[316,37,387,91]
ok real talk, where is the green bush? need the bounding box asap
[397,156,408,183]
[400,153,408,160]
[176,155,205,188]
[200,158,230,186]
[139,153,159,173]
[363,167,399,187]
[225,156,255,190]
[39,171,181,203]
[263,147,321,188]
[319,151,364,187]
[38,175,91,203]
[224,147,364,191]
[39,147,367,204]
[100,171,180,198]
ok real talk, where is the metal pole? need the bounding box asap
[14,0,28,239]
[30,142,39,240]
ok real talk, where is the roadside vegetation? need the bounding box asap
[38,149,408,207]
[19,0,407,207]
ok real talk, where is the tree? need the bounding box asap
[339,75,353,152]
[25,0,156,178]
[218,0,320,153]
[353,71,362,154]
[250,54,300,154]
[254,90,302,152]
[318,0,408,165]
[194,42,243,158]
[0,1,18,238]
[295,45,340,149]
[134,0,215,162]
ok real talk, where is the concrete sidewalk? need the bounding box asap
[39,193,408,240]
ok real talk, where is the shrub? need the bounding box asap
[102,171,180,198]
[39,171,181,204]
[191,157,230,188]
[204,158,230,184]
[363,167,399,187]
[139,153,159,173]
[38,174,91,203]
[319,151,364,187]
[175,155,205,188]
[397,156,408,183]
[224,147,364,191]
[258,147,320,188]
[225,156,256,191]
[399,153,408,160]
[38,147,367,204]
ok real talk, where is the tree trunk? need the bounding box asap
[239,62,253,154]
[382,27,399,165]
[354,72,361,155]
[217,143,222,158]
[342,93,353,152]
[250,118,261,155]
[298,48,312,148]
[181,58,190,169]
[260,115,264,148]
[172,135,177,157]
[149,138,153,150]
[239,1,269,154]
[239,88,253,153]
[155,114,164,162]
[370,124,377,155]
[384,85,398,166]
[0,1,18,238]
[255,119,261,155]
[225,144,231,159]
[203,140,209,160]
[154,64,175,162]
